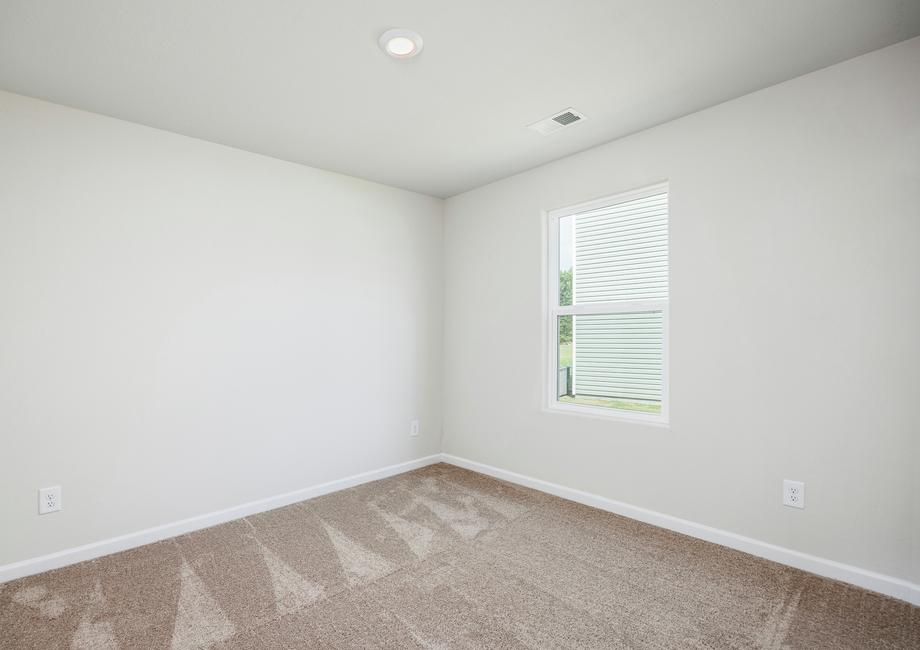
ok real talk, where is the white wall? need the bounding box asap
[0,91,443,566]
[443,38,920,583]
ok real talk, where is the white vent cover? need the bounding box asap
[527,108,586,135]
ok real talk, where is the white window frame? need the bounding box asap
[544,181,670,426]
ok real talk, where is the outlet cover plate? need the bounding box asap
[783,479,805,509]
[39,485,62,515]
[409,419,420,437]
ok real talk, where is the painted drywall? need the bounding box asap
[0,91,443,566]
[443,38,920,583]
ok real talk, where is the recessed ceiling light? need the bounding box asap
[379,28,423,59]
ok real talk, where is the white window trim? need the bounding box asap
[544,181,670,427]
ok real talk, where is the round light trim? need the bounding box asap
[379,28,423,59]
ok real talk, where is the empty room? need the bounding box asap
[1,1,918,648]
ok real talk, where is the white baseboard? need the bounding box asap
[4,452,917,607]
[440,453,920,607]
[0,454,442,585]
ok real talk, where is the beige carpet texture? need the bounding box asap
[1,463,916,649]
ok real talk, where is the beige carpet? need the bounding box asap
[1,463,917,649]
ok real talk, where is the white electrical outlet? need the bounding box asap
[409,419,419,437]
[783,479,805,509]
[39,486,62,515]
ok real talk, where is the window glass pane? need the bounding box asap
[558,214,573,306]
[573,192,668,304]
[556,314,573,398]
[557,312,662,414]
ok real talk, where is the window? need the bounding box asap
[547,183,668,424]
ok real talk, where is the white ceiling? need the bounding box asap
[2,1,919,198]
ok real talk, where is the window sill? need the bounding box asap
[543,402,670,428]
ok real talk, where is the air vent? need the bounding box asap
[553,111,581,126]
[527,108,586,135]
